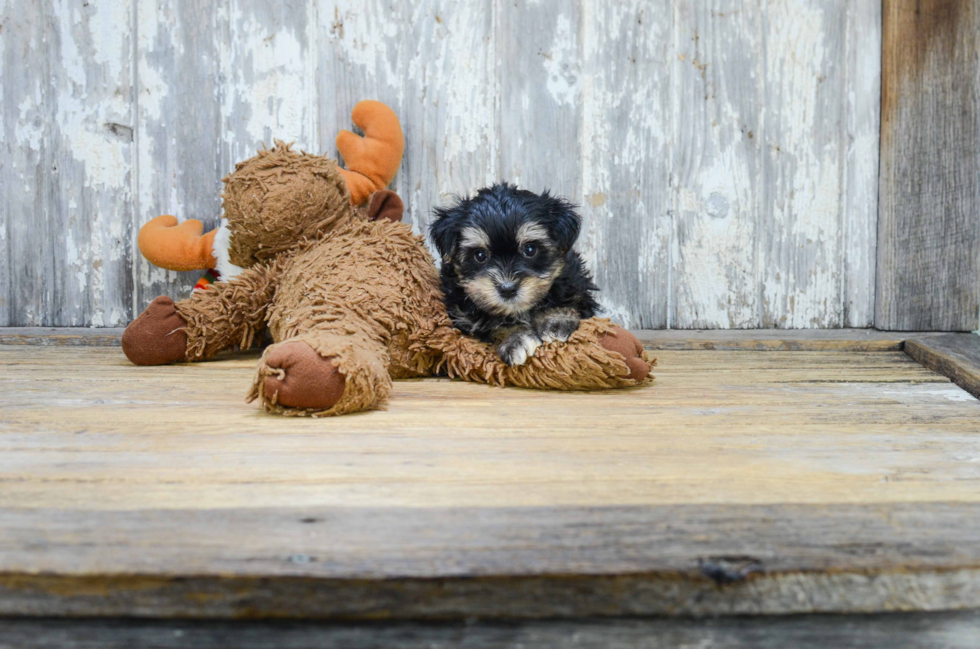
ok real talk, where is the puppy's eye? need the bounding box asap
[473,249,488,263]
[521,243,538,258]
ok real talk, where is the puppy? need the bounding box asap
[429,183,599,366]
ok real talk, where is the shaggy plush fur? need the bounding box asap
[430,184,600,366]
[123,131,654,417]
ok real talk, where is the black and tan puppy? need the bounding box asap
[429,183,599,366]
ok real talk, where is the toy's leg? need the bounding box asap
[249,329,392,416]
[122,262,281,365]
[427,317,653,390]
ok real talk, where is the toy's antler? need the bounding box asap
[138,215,217,271]
[337,101,404,205]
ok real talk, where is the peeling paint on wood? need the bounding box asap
[2,0,135,326]
[2,0,882,329]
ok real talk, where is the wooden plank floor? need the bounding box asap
[2,344,980,619]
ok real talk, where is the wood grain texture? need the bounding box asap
[3,0,883,329]
[5,503,980,619]
[2,613,980,649]
[1,0,136,327]
[877,0,980,331]
[0,328,125,346]
[635,328,946,352]
[671,0,763,329]
[579,0,671,328]
[3,346,980,617]
[0,326,950,351]
[842,0,881,328]
[135,0,318,316]
[4,347,975,510]
[134,0,225,311]
[905,333,980,399]
[671,1,880,329]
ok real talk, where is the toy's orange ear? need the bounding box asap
[337,100,404,206]
[138,215,218,271]
[366,190,404,223]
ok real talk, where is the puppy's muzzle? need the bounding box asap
[496,280,520,299]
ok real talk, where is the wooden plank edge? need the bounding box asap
[2,567,980,620]
[904,335,980,399]
[0,328,955,351]
[0,328,125,347]
[635,329,945,351]
[1,611,978,648]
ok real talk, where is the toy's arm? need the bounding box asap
[337,101,404,206]
[122,260,285,365]
[425,315,653,390]
[177,259,284,360]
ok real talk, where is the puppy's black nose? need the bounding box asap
[497,280,519,299]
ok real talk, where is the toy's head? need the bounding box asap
[138,101,404,279]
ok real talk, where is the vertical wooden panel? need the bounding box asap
[877,0,980,331]
[318,0,497,245]
[2,0,888,329]
[759,1,846,328]
[578,0,671,329]
[136,0,317,313]
[2,0,135,326]
[498,1,580,199]
[0,7,8,326]
[671,1,763,329]
[216,0,318,174]
[135,0,223,310]
[842,1,881,328]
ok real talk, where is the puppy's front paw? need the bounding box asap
[495,329,542,366]
[534,308,581,344]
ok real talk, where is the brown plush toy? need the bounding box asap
[123,101,653,416]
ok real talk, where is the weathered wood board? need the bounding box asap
[2,612,979,649]
[2,345,980,619]
[1,0,136,327]
[2,0,882,330]
[905,333,980,400]
[877,0,980,331]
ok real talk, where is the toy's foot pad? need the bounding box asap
[122,296,188,366]
[597,325,650,381]
[263,341,346,410]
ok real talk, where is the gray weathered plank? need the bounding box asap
[905,333,980,399]
[497,0,579,199]
[842,0,881,327]
[3,504,980,619]
[1,0,135,327]
[759,1,846,328]
[876,0,980,331]
[2,0,890,329]
[0,327,951,351]
[319,0,497,249]
[671,0,763,329]
[635,328,946,352]
[578,0,671,329]
[671,1,879,330]
[134,0,224,310]
[216,0,318,173]
[1,612,979,649]
[135,0,317,314]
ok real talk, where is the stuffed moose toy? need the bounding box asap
[122,101,652,416]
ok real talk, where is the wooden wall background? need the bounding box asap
[1,0,886,329]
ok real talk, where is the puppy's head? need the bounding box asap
[429,183,581,317]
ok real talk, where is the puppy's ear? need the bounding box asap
[429,203,463,263]
[542,192,581,252]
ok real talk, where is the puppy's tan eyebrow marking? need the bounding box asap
[516,221,548,246]
[460,226,490,250]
